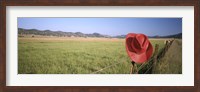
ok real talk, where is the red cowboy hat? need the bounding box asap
[125,33,153,64]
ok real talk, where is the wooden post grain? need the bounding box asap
[130,61,135,74]
[152,44,159,73]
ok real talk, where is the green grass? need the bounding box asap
[152,40,182,74]
[18,37,166,74]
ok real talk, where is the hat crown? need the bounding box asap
[130,34,148,54]
[136,34,145,44]
[125,33,153,63]
[136,34,149,49]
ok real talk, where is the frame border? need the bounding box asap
[0,0,199,92]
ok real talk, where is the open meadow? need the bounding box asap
[18,36,179,74]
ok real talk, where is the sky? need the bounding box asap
[18,18,182,36]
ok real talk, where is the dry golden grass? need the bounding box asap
[19,36,171,42]
[19,36,124,42]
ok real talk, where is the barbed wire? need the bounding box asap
[90,60,124,74]
[137,57,153,71]
[144,64,153,74]
[91,57,153,74]
[91,40,174,74]
[144,40,174,74]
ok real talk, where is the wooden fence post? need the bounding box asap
[130,62,134,74]
[152,44,159,73]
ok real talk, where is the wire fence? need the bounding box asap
[90,56,154,74]
[90,60,124,74]
[91,40,174,74]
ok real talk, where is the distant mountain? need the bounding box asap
[112,35,126,38]
[113,33,182,39]
[18,28,111,38]
[18,28,182,39]
[148,33,182,38]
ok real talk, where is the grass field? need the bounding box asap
[18,37,170,74]
[152,40,182,74]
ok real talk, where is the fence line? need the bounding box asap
[144,39,175,74]
[144,64,154,74]
[137,58,153,71]
[91,57,153,74]
[91,39,175,74]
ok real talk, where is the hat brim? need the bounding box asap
[125,33,153,64]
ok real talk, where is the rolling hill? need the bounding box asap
[18,28,182,38]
